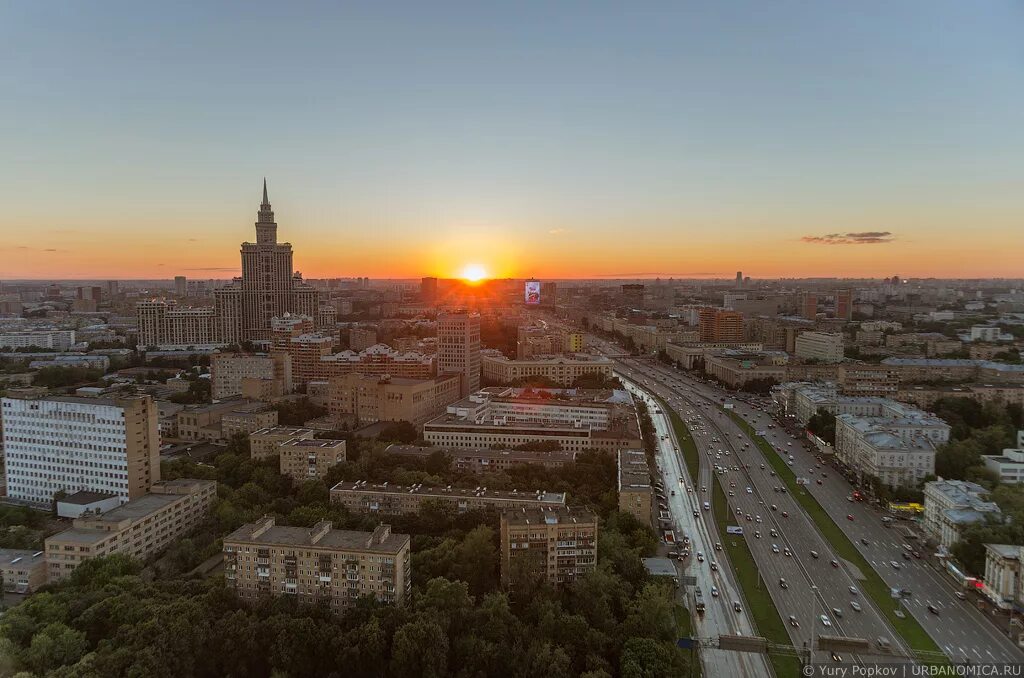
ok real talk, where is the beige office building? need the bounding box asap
[279,438,346,482]
[327,372,461,425]
[0,549,47,593]
[136,300,222,349]
[437,311,481,396]
[500,507,598,590]
[617,449,653,526]
[331,480,565,515]
[794,331,844,363]
[223,516,411,611]
[45,479,216,583]
[349,327,378,352]
[481,351,613,387]
[249,426,318,460]
[211,352,292,400]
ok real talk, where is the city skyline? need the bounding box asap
[2,2,1022,281]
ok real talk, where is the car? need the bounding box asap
[759,464,765,469]
[733,601,742,613]
[830,559,839,568]
[735,508,742,516]
[770,470,776,476]
[696,552,705,562]
[770,504,778,511]
[782,511,789,518]
[671,490,676,496]
[831,607,843,618]
[810,550,819,559]
[912,551,922,559]
[902,552,911,560]
[816,479,823,485]
[830,652,843,663]
[783,548,792,557]
[772,544,780,554]
[714,542,722,552]
[903,543,912,551]
[710,561,718,571]
[745,514,752,521]
[779,578,788,589]
[728,490,735,497]
[678,551,689,561]
[846,514,854,521]
[769,529,778,537]
[755,515,763,523]
[710,586,719,598]
[788,615,800,628]
[819,614,832,628]
[860,538,870,546]
[928,604,939,615]
[850,601,862,612]
[890,560,900,569]
[848,586,858,595]
[846,495,854,502]
[693,510,699,517]
[746,487,753,494]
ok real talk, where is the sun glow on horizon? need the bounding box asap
[460,263,488,283]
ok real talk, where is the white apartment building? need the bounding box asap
[1,394,161,506]
[794,331,844,363]
[437,311,481,396]
[923,480,1002,550]
[0,330,76,351]
[983,430,1024,484]
[835,414,941,487]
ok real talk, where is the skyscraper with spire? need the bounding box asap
[214,180,319,342]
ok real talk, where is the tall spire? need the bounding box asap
[262,177,269,206]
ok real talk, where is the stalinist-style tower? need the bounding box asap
[215,180,319,342]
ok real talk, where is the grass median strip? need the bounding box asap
[725,410,944,662]
[711,478,802,677]
[655,395,701,483]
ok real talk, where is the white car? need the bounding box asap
[746,487,753,494]
[850,601,862,612]
[711,586,720,598]
[849,586,859,595]
[819,614,832,628]
[771,544,780,554]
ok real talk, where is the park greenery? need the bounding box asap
[0,427,689,676]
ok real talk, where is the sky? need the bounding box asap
[1,1,1022,281]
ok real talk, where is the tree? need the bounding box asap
[806,408,836,445]
[389,619,449,678]
[23,622,87,675]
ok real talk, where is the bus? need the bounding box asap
[694,588,706,615]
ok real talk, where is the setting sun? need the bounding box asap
[460,264,488,283]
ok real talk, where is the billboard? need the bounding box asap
[525,280,541,305]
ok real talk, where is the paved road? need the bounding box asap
[607,344,1024,664]
[616,357,906,665]
[626,381,771,678]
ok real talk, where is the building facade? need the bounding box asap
[331,480,565,515]
[249,426,318,460]
[210,352,293,400]
[1,394,161,506]
[923,480,1002,550]
[214,181,319,343]
[500,507,597,590]
[136,300,222,349]
[327,373,461,425]
[437,311,481,396]
[794,331,844,363]
[45,479,215,582]
[481,352,614,387]
[0,549,47,593]
[617,449,653,526]
[223,517,411,611]
[279,438,347,482]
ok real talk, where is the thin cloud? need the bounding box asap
[801,231,894,245]
[548,228,567,235]
[43,248,61,252]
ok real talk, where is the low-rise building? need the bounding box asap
[176,400,274,442]
[481,351,614,387]
[45,479,216,582]
[223,516,410,610]
[279,438,346,482]
[331,480,565,515]
[923,480,1002,550]
[327,372,461,425]
[0,549,47,593]
[56,490,123,519]
[0,330,76,351]
[500,507,597,591]
[982,544,1022,610]
[617,449,652,526]
[385,444,578,473]
[249,426,317,460]
[982,431,1024,484]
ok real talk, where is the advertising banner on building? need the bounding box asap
[525,280,541,305]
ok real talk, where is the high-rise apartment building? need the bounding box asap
[1,394,161,506]
[835,289,853,321]
[500,507,597,591]
[223,517,411,611]
[437,311,481,396]
[421,277,438,305]
[801,293,818,319]
[697,307,744,343]
[349,327,378,352]
[175,276,187,296]
[214,181,319,342]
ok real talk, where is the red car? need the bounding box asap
[846,514,854,521]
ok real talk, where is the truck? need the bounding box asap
[694,588,706,615]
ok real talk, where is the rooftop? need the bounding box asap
[224,518,409,554]
[58,490,118,506]
[331,480,565,504]
[501,506,598,527]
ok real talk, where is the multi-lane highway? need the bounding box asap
[625,381,771,677]
[616,357,908,664]
[605,339,1024,664]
